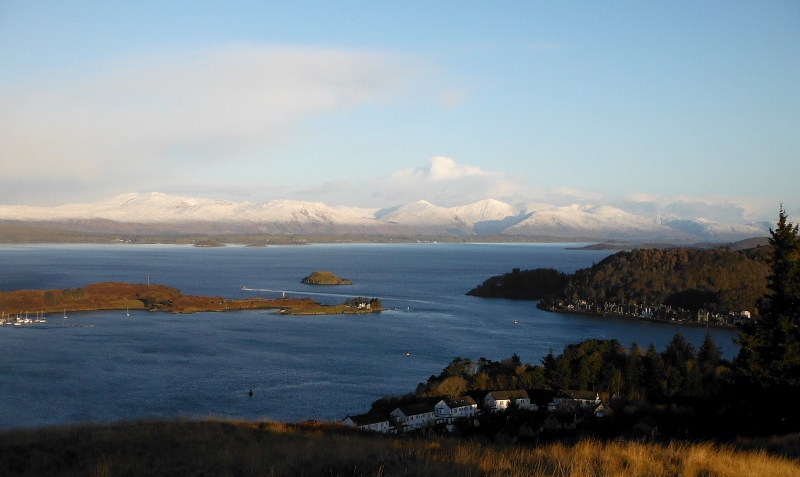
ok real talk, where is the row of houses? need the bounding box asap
[549,299,750,327]
[343,389,606,434]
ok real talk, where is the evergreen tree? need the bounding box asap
[735,206,800,386]
[625,342,645,399]
[698,331,722,370]
[541,348,558,388]
[662,333,697,397]
[664,333,696,365]
[643,343,666,400]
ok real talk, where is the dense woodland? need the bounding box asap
[469,246,770,314]
[410,333,728,402]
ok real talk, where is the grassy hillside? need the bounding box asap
[0,419,797,477]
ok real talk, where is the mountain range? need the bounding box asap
[0,192,770,241]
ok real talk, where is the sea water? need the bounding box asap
[0,243,739,428]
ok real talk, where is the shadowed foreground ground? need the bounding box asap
[0,419,798,477]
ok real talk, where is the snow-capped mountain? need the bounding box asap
[376,200,472,234]
[0,193,377,225]
[452,199,517,223]
[660,217,769,241]
[503,203,679,239]
[0,193,771,241]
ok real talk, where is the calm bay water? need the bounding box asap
[0,243,739,429]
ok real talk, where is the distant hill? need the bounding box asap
[466,268,569,300]
[469,246,769,313]
[727,236,770,251]
[569,236,770,251]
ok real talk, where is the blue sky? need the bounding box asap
[1,1,798,223]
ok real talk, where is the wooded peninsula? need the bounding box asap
[468,244,769,326]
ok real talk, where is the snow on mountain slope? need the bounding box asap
[512,202,556,216]
[0,193,378,226]
[503,204,681,239]
[451,199,516,223]
[662,217,769,240]
[376,200,472,233]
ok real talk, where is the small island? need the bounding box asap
[301,271,353,285]
[0,282,379,319]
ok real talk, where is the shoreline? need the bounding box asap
[537,302,737,329]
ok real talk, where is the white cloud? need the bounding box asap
[390,156,484,181]
[0,44,425,189]
[370,156,524,207]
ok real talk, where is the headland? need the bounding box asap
[0,282,381,318]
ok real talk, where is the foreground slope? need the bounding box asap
[0,419,797,477]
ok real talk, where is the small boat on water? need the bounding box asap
[63,309,68,319]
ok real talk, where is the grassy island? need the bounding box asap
[0,282,355,317]
[301,271,354,285]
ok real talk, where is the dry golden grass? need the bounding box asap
[0,419,797,476]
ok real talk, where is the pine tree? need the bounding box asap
[735,206,800,386]
[643,343,666,400]
[698,331,722,370]
[541,348,558,388]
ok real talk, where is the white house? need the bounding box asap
[342,412,391,433]
[434,396,478,423]
[733,310,752,325]
[548,390,601,411]
[484,390,531,412]
[390,403,436,432]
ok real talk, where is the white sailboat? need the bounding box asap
[63,309,67,319]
